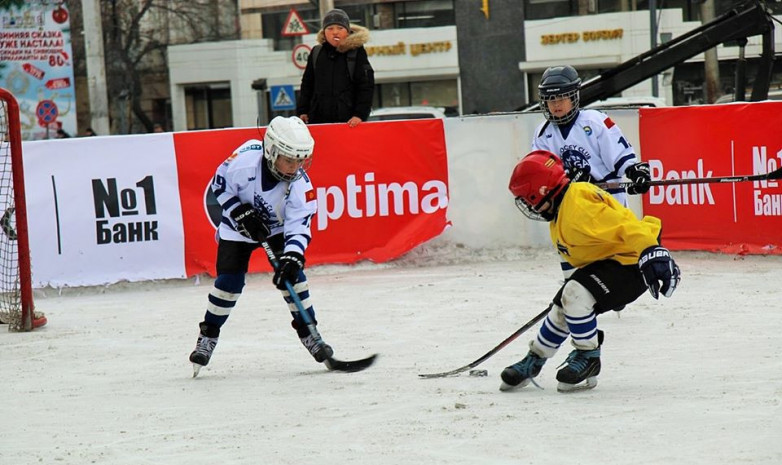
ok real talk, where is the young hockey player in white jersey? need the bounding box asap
[532,65,651,206]
[188,116,333,375]
[532,65,652,280]
[500,150,680,392]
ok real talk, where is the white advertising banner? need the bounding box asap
[22,134,186,287]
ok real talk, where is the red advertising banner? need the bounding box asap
[174,121,450,276]
[640,102,782,254]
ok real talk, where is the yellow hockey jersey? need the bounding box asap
[550,182,662,268]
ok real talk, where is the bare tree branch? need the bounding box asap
[98,0,238,133]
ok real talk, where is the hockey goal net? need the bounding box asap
[0,88,46,331]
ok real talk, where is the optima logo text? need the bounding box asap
[315,172,448,230]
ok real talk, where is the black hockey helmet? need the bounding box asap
[538,65,581,124]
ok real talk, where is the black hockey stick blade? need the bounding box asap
[259,240,378,374]
[325,354,378,373]
[598,166,782,190]
[418,305,550,379]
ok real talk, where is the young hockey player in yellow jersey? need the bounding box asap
[501,150,680,392]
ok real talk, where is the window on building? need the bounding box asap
[394,0,455,28]
[673,58,782,106]
[768,1,782,15]
[261,1,456,51]
[342,1,456,31]
[184,83,232,130]
[597,0,624,14]
[524,0,709,20]
[151,98,172,133]
[525,0,579,20]
[373,78,459,115]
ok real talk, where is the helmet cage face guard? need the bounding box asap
[266,145,312,182]
[514,191,556,222]
[539,86,580,125]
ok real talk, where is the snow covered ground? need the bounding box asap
[3,244,781,465]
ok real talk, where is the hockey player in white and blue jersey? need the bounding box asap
[189,116,333,375]
[531,65,651,207]
[531,65,652,279]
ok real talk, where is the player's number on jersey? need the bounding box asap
[213,174,226,192]
[617,136,631,149]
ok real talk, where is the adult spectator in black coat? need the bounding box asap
[297,9,374,127]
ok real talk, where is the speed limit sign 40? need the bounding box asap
[292,44,311,70]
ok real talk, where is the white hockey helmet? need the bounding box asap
[263,116,314,182]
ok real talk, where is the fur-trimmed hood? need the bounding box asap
[316,25,370,53]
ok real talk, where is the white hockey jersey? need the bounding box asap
[531,109,637,205]
[211,139,317,256]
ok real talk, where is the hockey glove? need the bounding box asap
[273,251,305,290]
[626,162,651,195]
[566,165,593,184]
[230,204,270,241]
[638,246,681,299]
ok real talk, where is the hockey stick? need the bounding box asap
[598,166,782,190]
[259,241,377,373]
[418,304,551,379]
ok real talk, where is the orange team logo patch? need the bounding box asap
[305,190,316,202]
[603,117,615,129]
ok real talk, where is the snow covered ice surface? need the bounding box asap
[3,244,782,465]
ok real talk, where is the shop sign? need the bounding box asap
[365,40,452,57]
[541,29,624,45]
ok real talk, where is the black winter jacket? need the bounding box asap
[297,25,374,124]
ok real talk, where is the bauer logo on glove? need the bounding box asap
[229,203,270,241]
[638,245,681,299]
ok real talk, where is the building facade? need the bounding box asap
[166,0,782,131]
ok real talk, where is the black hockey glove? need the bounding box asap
[626,162,651,195]
[638,246,681,299]
[273,251,305,290]
[566,165,593,183]
[230,204,269,241]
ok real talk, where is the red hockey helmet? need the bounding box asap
[509,150,569,221]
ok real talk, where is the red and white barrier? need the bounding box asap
[21,103,782,287]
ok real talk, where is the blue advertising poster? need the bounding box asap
[0,0,77,140]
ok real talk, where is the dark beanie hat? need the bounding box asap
[322,9,351,30]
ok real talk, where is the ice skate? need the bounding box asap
[190,323,219,377]
[300,334,334,363]
[556,348,601,392]
[556,330,603,392]
[500,350,546,391]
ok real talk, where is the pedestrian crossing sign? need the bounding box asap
[281,8,310,37]
[270,85,296,111]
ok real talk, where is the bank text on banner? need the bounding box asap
[639,102,782,255]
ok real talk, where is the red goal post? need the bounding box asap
[0,88,46,331]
